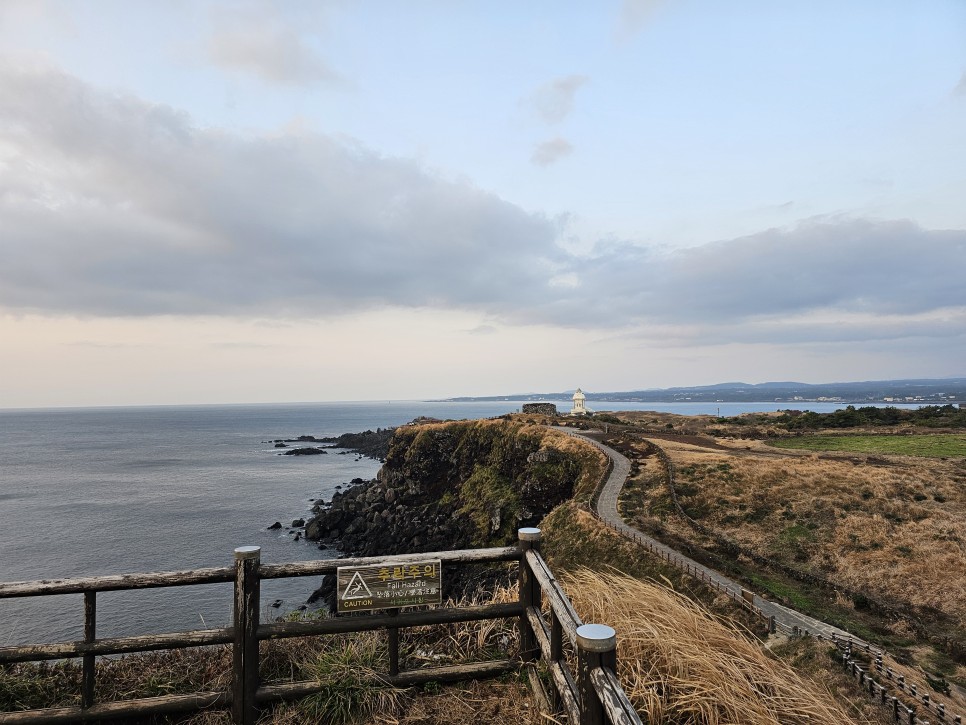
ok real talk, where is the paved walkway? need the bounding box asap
[558,428,866,645]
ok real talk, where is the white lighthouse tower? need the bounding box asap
[571,388,587,416]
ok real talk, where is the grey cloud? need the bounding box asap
[466,325,497,336]
[205,3,336,85]
[659,219,965,320]
[208,27,335,84]
[2,66,963,353]
[0,65,560,317]
[531,138,574,167]
[529,75,589,125]
[617,0,663,40]
[673,311,966,348]
[522,218,966,332]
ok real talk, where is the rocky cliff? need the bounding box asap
[305,417,600,557]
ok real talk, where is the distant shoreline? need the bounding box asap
[437,377,965,407]
[440,397,959,406]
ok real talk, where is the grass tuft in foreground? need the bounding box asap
[563,568,868,725]
[296,635,402,724]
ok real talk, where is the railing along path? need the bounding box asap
[828,636,964,725]
[0,529,641,725]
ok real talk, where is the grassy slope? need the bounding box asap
[540,504,887,723]
[604,412,966,696]
[538,429,891,724]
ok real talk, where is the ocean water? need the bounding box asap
[0,401,526,646]
[0,398,899,646]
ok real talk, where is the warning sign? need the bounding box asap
[336,560,442,613]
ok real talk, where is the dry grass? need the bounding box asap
[610,429,966,696]
[653,441,966,624]
[0,647,233,713]
[365,679,543,725]
[540,427,611,501]
[563,568,869,724]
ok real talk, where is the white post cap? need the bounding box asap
[518,527,543,541]
[234,545,261,560]
[576,623,617,652]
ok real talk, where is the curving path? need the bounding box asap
[557,427,866,644]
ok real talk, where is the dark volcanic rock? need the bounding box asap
[292,518,305,527]
[317,428,395,460]
[283,447,327,456]
[302,419,586,608]
[267,521,282,530]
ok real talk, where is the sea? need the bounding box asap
[0,399,915,647]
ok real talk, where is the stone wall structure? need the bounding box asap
[522,403,558,416]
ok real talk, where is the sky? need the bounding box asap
[1,1,965,408]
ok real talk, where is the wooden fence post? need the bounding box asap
[233,546,261,725]
[387,608,400,676]
[550,609,564,712]
[576,623,617,725]
[518,527,542,662]
[82,590,96,709]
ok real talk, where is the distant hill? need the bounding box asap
[441,378,966,404]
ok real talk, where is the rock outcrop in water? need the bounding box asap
[274,428,396,460]
[282,446,327,456]
[317,428,395,460]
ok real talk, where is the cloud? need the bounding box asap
[1,65,963,354]
[208,27,335,84]
[955,71,966,96]
[617,0,663,40]
[528,75,589,124]
[0,64,562,318]
[466,325,497,336]
[530,218,966,334]
[206,3,336,85]
[531,137,574,167]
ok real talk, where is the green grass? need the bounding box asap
[768,434,966,458]
[298,635,402,724]
[747,573,817,613]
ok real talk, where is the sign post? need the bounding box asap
[336,560,442,613]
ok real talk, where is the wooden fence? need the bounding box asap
[0,529,641,725]
[830,636,964,725]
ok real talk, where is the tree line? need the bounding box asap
[773,404,966,430]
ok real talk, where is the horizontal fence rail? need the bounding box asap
[1,531,644,725]
[518,527,643,725]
